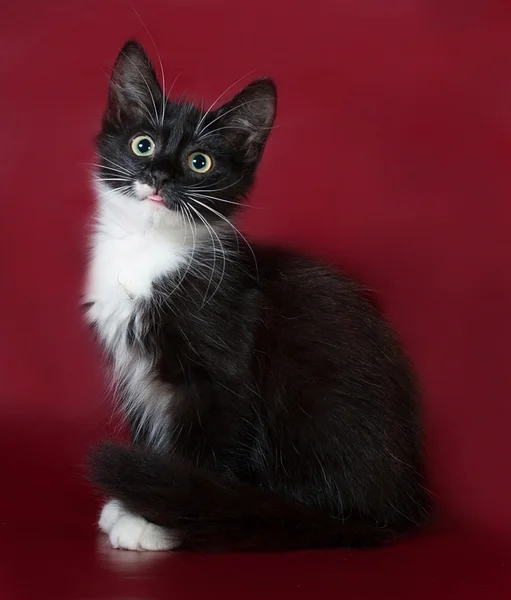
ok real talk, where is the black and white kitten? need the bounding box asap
[86,41,431,552]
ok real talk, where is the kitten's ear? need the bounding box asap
[213,79,277,163]
[105,40,163,124]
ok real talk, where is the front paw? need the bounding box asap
[98,499,180,551]
[98,499,124,534]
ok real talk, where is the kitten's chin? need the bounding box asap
[132,181,180,222]
[136,197,184,230]
[93,180,185,232]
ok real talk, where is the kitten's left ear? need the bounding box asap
[212,79,277,163]
[105,40,163,124]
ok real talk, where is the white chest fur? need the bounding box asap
[85,185,189,448]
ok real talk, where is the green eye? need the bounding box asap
[131,135,155,157]
[188,152,212,173]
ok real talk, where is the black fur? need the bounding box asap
[89,41,431,552]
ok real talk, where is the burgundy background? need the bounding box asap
[1,0,510,598]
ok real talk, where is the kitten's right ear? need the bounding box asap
[212,79,277,164]
[105,40,163,124]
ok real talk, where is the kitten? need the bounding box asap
[85,40,431,552]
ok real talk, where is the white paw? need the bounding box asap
[109,513,179,551]
[98,498,179,551]
[98,499,124,534]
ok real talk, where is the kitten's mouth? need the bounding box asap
[133,182,166,206]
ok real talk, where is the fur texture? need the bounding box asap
[85,40,431,552]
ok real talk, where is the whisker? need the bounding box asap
[196,98,263,140]
[186,173,233,191]
[198,124,273,140]
[160,204,197,304]
[179,203,199,294]
[194,71,257,137]
[168,73,180,97]
[87,164,134,178]
[186,196,259,281]
[128,1,168,126]
[96,184,133,193]
[187,192,244,208]
[196,213,227,306]
[96,178,132,183]
[97,155,135,177]
[87,161,133,172]
[87,185,134,226]
[186,203,219,306]
[187,175,244,194]
[95,184,134,198]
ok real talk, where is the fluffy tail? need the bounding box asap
[89,442,404,552]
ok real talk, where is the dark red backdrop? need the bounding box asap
[1,1,510,598]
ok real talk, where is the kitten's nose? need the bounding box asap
[150,169,171,191]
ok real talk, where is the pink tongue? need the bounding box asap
[147,193,163,203]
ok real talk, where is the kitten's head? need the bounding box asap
[96,41,276,229]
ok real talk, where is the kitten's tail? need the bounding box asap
[90,442,406,552]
